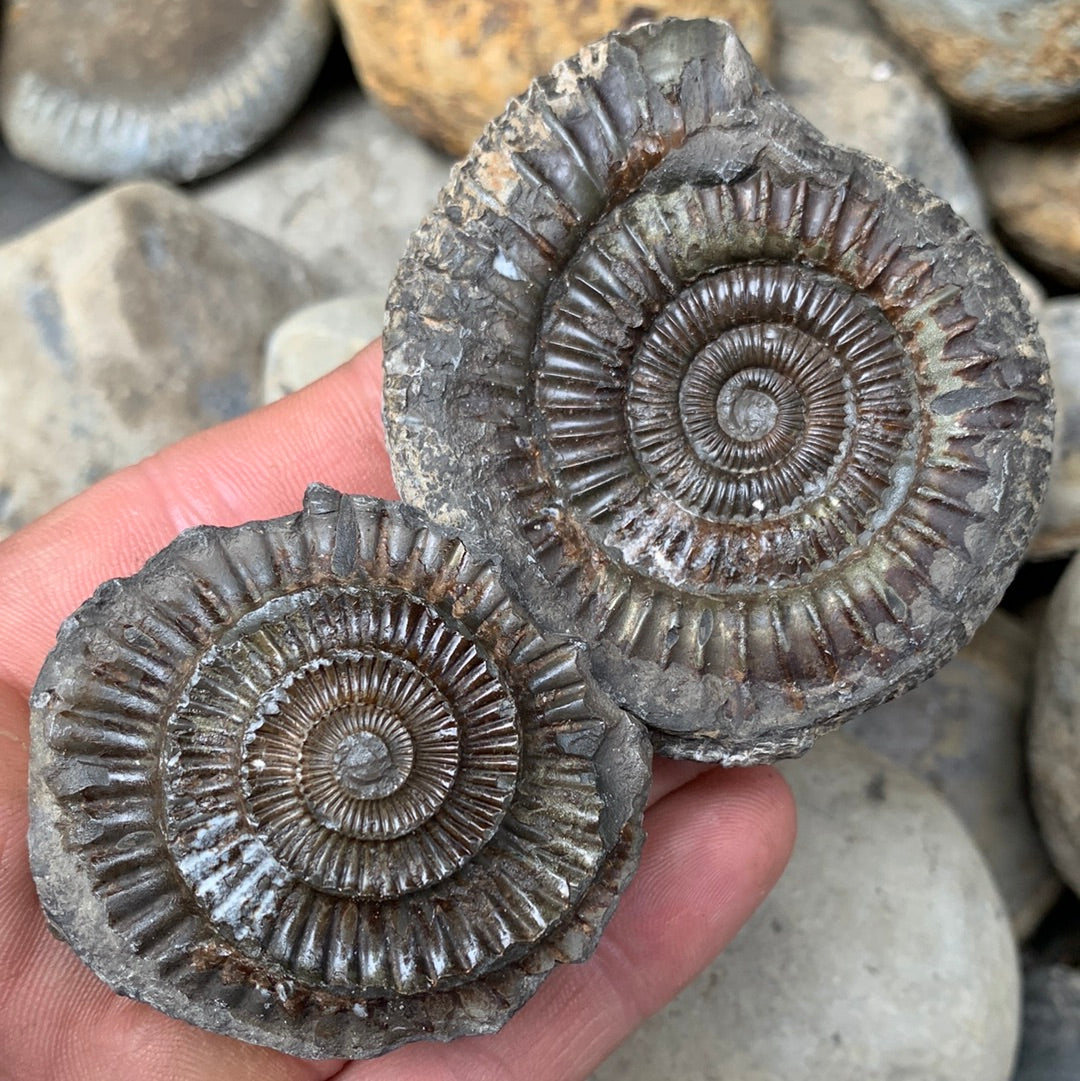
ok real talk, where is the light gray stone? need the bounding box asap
[0,0,333,183]
[196,90,453,296]
[592,736,1021,1081]
[866,0,1080,133]
[262,294,383,404]
[1032,299,1080,560]
[846,611,1060,938]
[1030,555,1080,897]
[0,181,325,537]
[772,0,988,232]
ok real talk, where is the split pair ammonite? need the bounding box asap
[28,18,1052,1061]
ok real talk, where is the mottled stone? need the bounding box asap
[262,294,383,403]
[592,736,1021,1081]
[334,0,773,157]
[0,0,333,182]
[196,90,452,296]
[1032,299,1080,560]
[866,0,1080,133]
[1031,555,1080,897]
[846,611,1060,938]
[772,0,988,231]
[1014,964,1080,1081]
[975,131,1080,290]
[0,181,324,537]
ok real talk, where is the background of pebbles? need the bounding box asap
[1,0,1079,1078]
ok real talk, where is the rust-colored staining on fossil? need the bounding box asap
[27,487,650,1058]
[383,18,1054,763]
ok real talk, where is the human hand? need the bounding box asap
[0,341,795,1081]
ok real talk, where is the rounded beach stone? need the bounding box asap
[846,610,1060,938]
[0,0,334,182]
[974,131,1080,291]
[591,736,1021,1081]
[333,0,773,156]
[1030,554,1080,897]
[866,0,1080,133]
[262,294,384,404]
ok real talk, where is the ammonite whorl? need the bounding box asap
[383,18,1054,763]
[27,487,650,1059]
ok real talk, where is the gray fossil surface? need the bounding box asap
[28,487,651,1058]
[383,17,1053,764]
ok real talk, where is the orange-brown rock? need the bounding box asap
[975,131,1080,290]
[332,1,773,156]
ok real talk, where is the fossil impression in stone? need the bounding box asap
[383,18,1054,763]
[28,487,650,1059]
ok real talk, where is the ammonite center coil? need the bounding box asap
[383,17,1054,762]
[28,488,650,1058]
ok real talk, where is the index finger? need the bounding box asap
[0,340,392,697]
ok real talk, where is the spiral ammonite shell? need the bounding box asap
[383,18,1054,762]
[27,487,650,1058]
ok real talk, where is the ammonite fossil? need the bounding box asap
[28,487,650,1058]
[383,17,1054,763]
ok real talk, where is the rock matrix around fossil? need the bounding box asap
[28,488,650,1058]
[974,131,1080,291]
[1030,555,1080,899]
[0,181,324,539]
[866,0,1080,134]
[846,611,1060,938]
[333,0,773,157]
[383,18,1054,763]
[591,736,1021,1081]
[0,0,333,183]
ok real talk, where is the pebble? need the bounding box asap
[1032,298,1080,560]
[0,0,333,182]
[1030,554,1080,898]
[0,181,325,538]
[974,131,1080,290]
[846,611,1060,938]
[772,0,988,231]
[1014,964,1080,1081]
[262,294,384,404]
[866,0,1080,133]
[332,0,774,157]
[195,90,452,296]
[592,736,1021,1081]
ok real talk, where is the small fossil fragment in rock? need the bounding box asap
[0,0,333,182]
[383,18,1054,764]
[27,487,650,1059]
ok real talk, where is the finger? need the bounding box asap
[0,341,392,699]
[338,764,796,1081]
[646,757,713,807]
